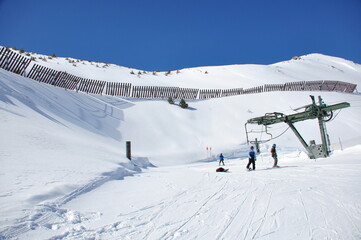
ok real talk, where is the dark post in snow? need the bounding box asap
[255,138,260,153]
[126,141,131,160]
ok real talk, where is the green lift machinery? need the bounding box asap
[245,95,350,159]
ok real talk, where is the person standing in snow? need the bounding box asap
[246,146,256,170]
[219,153,225,166]
[271,144,278,167]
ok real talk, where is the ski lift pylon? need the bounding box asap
[245,95,350,159]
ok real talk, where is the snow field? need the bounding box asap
[12,147,361,240]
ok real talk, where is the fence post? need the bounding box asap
[126,141,131,160]
[6,54,9,70]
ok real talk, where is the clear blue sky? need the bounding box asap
[1,0,360,71]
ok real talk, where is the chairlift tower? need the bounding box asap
[245,96,350,159]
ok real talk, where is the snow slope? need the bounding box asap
[17,148,361,240]
[1,53,361,239]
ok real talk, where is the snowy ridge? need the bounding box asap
[2,47,357,100]
[1,51,361,239]
[4,47,361,88]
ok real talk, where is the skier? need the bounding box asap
[219,153,225,166]
[271,144,278,168]
[246,146,256,170]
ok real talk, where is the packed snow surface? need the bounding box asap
[0,53,361,239]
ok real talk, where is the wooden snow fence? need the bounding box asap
[263,81,356,94]
[105,82,132,97]
[0,47,31,75]
[319,80,356,93]
[177,88,199,100]
[264,83,285,92]
[304,80,324,91]
[343,82,357,93]
[77,79,106,94]
[221,88,244,97]
[55,72,83,90]
[321,80,340,92]
[131,86,170,99]
[284,81,306,91]
[26,64,80,90]
[130,86,198,100]
[26,64,106,94]
[243,86,264,94]
[27,64,63,86]
[198,89,222,99]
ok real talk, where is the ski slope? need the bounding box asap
[1,53,361,239]
[5,149,361,240]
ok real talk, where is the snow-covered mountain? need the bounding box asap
[19,50,361,89]
[0,51,361,239]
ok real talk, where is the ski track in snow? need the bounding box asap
[160,178,230,239]
[298,189,312,239]
[1,160,360,240]
[3,158,358,240]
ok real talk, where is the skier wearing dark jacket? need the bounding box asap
[271,144,278,168]
[246,146,256,170]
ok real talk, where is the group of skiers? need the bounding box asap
[218,144,278,171]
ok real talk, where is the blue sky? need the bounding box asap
[0,0,360,71]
